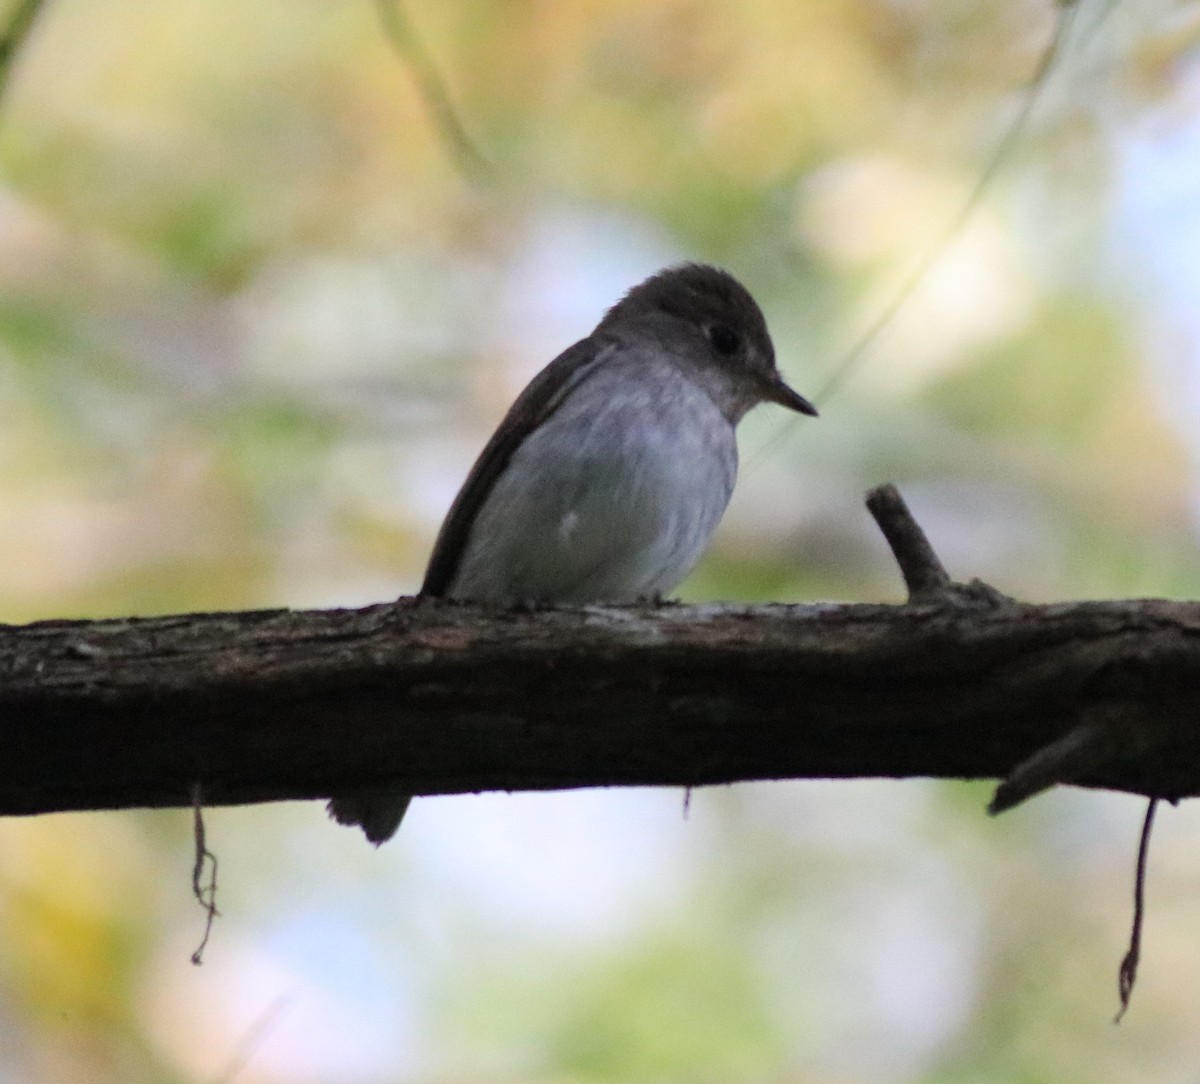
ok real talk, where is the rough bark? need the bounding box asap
[0,485,1196,819]
[2,592,1199,817]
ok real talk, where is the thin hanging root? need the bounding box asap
[1115,797,1158,1023]
[190,782,220,965]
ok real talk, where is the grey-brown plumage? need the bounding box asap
[328,263,816,844]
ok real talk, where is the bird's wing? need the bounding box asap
[420,335,616,598]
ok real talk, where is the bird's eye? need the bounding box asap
[708,323,740,356]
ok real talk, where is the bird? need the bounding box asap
[328,262,817,843]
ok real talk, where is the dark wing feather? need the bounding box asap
[420,335,614,598]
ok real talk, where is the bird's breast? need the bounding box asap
[449,364,738,604]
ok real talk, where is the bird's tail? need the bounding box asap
[327,791,412,845]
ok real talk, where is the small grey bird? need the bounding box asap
[328,263,817,844]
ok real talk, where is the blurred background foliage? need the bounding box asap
[3,0,1200,1080]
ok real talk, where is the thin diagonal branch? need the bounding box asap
[814,0,1084,403]
[0,0,49,109]
[375,0,491,180]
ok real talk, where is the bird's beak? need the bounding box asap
[761,373,818,417]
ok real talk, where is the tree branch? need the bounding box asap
[0,484,1194,819]
[0,0,48,109]
[3,585,1200,818]
[375,0,491,180]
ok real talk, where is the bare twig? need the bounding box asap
[866,484,1013,609]
[375,0,491,179]
[1115,797,1158,1023]
[865,484,953,601]
[0,0,49,108]
[190,782,220,965]
[989,717,1114,814]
